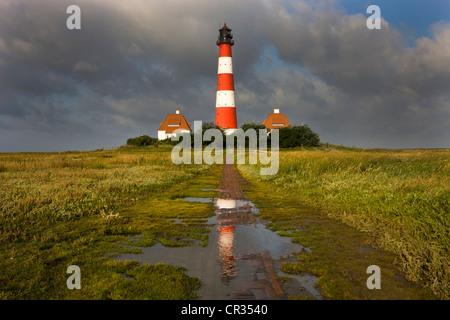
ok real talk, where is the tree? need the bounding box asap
[191,122,225,147]
[278,125,320,148]
[241,121,266,132]
[240,121,267,148]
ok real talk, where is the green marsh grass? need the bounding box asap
[238,148,449,299]
[0,147,219,299]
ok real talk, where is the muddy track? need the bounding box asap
[218,164,247,199]
[215,164,288,300]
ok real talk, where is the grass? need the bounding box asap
[2,145,448,299]
[238,147,449,299]
[0,146,220,299]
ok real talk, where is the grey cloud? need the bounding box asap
[258,2,450,100]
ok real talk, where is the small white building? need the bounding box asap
[157,109,191,140]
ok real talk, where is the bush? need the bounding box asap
[126,135,158,147]
[277,125,320,148]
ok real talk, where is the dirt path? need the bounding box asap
[215,164,289,299]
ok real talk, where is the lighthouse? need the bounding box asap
[215,23,238,134]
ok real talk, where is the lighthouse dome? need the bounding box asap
[217,23,234,45]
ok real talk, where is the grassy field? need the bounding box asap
[1,145,448,299]
[0,146,219,299]
[238,147,449,299]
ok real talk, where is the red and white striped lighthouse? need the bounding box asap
[215,23,238,133]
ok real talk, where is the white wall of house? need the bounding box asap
[158,129,190,140]
[158,130,167,140]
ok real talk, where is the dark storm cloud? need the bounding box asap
[0,0,448,151]
[235,1,450,147]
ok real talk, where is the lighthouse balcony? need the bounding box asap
[217,39,234,45]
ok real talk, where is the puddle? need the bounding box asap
[173,218,183,224]
[117,165,321,300]
[277,271,322,300]
[118,197,316,299]
[183,197,213,203]
[357,246,375,253]
[121,273,136,281]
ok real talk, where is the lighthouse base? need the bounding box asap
[215,107,237,131]
[224,128,238,135]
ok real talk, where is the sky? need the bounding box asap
[0,0,449,152]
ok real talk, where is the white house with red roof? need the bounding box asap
[157,109,191,140]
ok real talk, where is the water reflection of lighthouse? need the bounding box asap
[215,198,255,284]
[216,199,238,284]
[217,225,236,284]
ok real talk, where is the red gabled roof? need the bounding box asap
[262,112,291,130]
[158,113,191,134]
[220,23,231,31]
